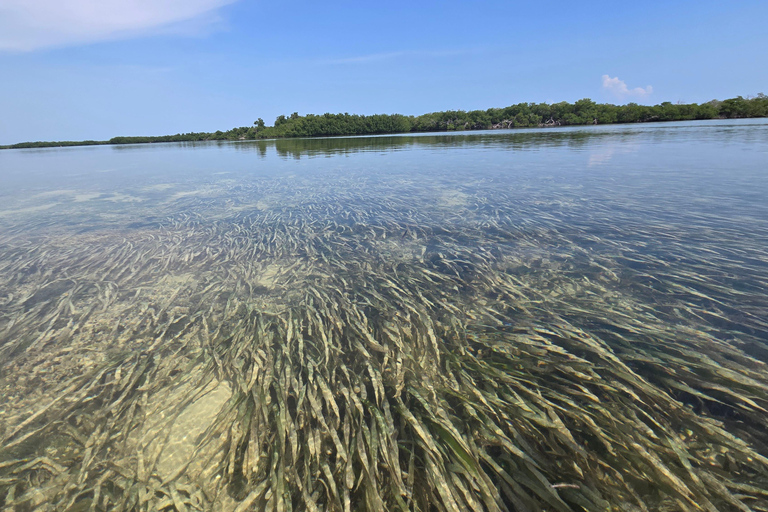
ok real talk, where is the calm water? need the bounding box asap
[1,120,767,510]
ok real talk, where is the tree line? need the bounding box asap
[3,94,767,149]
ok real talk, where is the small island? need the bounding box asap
[2,94,766,150]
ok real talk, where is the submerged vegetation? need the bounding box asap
[1,131,768,511]
[3,94,768,149]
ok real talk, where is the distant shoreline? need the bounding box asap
[2,95,766,150]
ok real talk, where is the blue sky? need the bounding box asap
[1,0,766,144]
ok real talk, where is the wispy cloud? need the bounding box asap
[317,48,476,66]
[321,51,408,65]
[0,0,239,52]
[601,75,653,99]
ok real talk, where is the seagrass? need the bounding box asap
[0,159,767,512]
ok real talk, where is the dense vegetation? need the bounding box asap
[0,140,109,149]
[3,94,767,149]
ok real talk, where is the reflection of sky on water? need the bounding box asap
[587,141,641,167]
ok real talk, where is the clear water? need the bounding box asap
[1,119,767,510]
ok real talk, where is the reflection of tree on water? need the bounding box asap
[239,130,615,160]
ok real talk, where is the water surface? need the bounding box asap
[1,120,767,511]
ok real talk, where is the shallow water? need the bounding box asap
[1,120,767,511]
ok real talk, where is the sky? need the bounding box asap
[1,0,766,144]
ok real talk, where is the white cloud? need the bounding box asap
[0,0,239,51]
[601,75,653,99]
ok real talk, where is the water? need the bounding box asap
[1,120,767,510]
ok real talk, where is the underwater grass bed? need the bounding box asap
[0,163,767,512]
